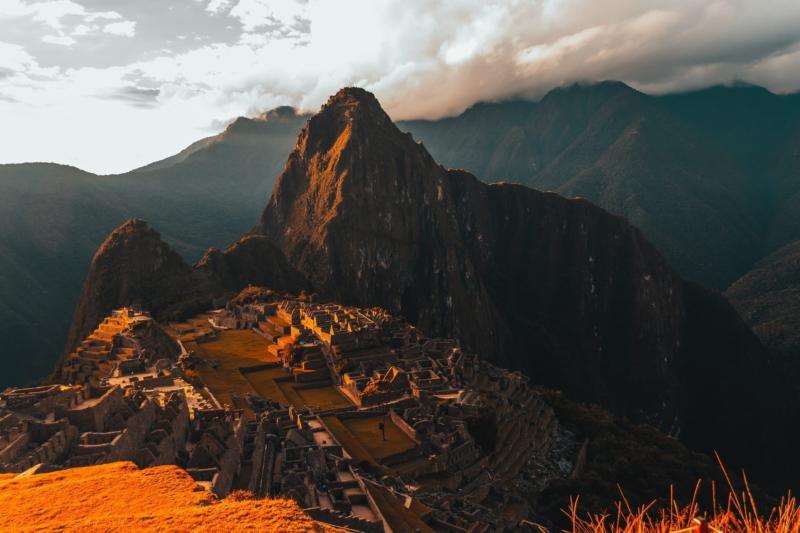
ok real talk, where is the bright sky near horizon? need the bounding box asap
[2,0,800,174]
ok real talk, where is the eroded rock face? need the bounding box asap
[257,87,799,485]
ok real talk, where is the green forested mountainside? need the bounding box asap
[0,110,307,387]
[400,82,800,290]
[726,239,800,388]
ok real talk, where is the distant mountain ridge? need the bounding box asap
[400,81,800,290]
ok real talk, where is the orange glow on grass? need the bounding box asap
[0,462,334,532]
[567,453,800,532]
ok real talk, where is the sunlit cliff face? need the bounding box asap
[2,0,800,173]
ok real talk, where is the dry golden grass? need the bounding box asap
[568,453,800,533]
[196,329,274,362]
[0,462,334,532]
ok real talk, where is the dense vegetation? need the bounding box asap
[726,239,800,388]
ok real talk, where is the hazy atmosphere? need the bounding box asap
[2,0,800,173]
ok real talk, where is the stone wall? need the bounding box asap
[210,415,245,497]
[8,421,79,472]
[64,386,126,433]
[0,430,29,465]
[389,409,419,443]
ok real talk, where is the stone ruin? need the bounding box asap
[2,299,584,531]
[1,308,245,499]
[216,297,578,531]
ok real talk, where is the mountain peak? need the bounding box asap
[288,86,405,165]
[313,86,394,135]
[63,219,192,356]
[113,217,149,233]
[96,218,166,257]
[326,86,382,109]
[255,105,299,122]
[541,80,644,105]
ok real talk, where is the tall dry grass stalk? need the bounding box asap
[567,452,800,532]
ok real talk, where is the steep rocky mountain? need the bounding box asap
[0,109,308,388]
[63,219,306,360]
[60,87,799,490]
[254,87,799,487]
[726,239,800,387]
[400,82,800,290]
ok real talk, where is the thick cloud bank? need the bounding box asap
[2,0,800,173]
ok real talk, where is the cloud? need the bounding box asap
[103,20,136,37]
[2,0,121,29]
[1,1,131,46]
[206,0,235,14]
[2,0,800,174]
[42,33,76,46]
[227,0,308,31]
[99,85,160,107]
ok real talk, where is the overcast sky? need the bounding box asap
[2,0,800,174]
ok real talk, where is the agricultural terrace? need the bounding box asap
[244,367,353,411]
[165,314,215,343]
[321,414,416,465]
[191,329,277,416]
[278,383,353,410]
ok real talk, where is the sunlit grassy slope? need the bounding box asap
[0,462,333,532]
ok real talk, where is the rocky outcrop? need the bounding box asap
[257,87,799,486]
[63,220,308,363]
[195,235,307,294]
[63,219,198,356]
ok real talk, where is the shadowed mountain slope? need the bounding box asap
[726,239,800,387]
[400,82,800,290]
[255,87,799,487]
